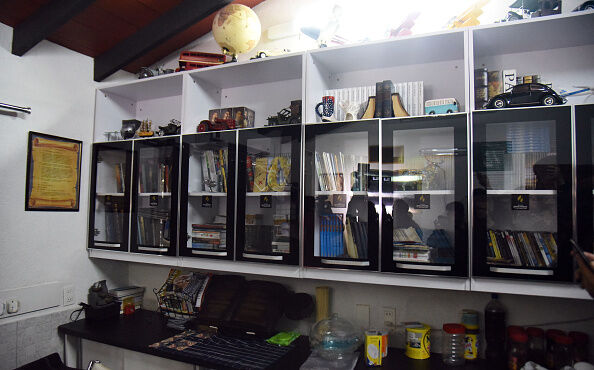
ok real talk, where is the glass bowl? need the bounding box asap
[309,313,361,360]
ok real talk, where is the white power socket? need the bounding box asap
[6,299,19,314]
[63,285,75,306]
[382,306,396,327]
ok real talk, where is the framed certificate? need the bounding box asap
[25,131,83,211]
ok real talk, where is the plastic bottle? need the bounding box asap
[508,331,528,370]
[461,309,479,361]
[569,331,589,363]
[553,334,574,370]
[545,329,565,369]
[526,327,545,366]
[442,323,466,366]
[485,293,506,369]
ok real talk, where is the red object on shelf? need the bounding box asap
[196,119,236,132]
[178,51,226,71]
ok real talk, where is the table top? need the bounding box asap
[58,309,310,370]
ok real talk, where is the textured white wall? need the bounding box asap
[0,23,128,320]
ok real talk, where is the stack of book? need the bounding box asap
[272,214,290,253]
[191,223,226,250]
[199,148,228,193]
[486,229,558,268]
[137,208,170,247]
[246,154,291,192]
[393,227,431,263]
[103,196,127,243]
[109,286,145,314]
[139,159,172,193]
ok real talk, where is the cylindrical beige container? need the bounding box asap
[315,286,330,322]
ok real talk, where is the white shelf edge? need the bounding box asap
[321,259,370,267]
[301,267,469,291]
[180,257,300,278]
[390,190,454,196]
[315,190,376,196]
[190,250,227,257]
[93,242,121,248]
[188,192,227,197]
[470,278,591,300]
[246,192,290,196]
[88,249,180,266]
[138,192,172,196]
[489,267,554,276]
[395,263,452,271]
[96,193,125,197]
[486,190,556,195]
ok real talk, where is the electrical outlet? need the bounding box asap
[63,285,74,306]
[6,299,19,314]
[382,307,396,327]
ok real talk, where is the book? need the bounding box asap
[374,81,383,118]
[487,70,502,100]
[382,80,395,118]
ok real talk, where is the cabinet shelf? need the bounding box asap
[488,266,554,276]
[389,190,454,196]
[246,191,290,197]
[315,190,374,196]
[138,192,172,197]
[188,192,227,197]
[96,192,125,197]
[486,190,556,195]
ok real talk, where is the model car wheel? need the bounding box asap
[492,98,506,109]
[429,110,435,114]
[197,121,209,132]
[542,95,556,106]
[446,109,453,113]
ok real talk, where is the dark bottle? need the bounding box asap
[485,293,506,369]
[526,327,545,366]
[508,331,528,370]
[546,329,565,369]
[553,334,574,370]
[569,331,589,363]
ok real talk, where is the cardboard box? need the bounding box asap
[208,107,255,128]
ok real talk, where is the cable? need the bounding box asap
[70,305,85,321]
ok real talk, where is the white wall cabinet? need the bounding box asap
[88,11,594,300]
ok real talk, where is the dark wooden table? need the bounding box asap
[58,309,310,370]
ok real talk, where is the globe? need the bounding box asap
[212,4,261,61]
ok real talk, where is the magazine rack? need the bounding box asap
[153,283,197,319]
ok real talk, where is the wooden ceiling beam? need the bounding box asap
[11,0,96,56]
[94,0,232,82]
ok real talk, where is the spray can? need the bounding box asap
[461,309,479,360]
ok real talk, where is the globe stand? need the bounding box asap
[221,48,238,64]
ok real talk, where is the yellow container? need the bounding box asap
[405,324,431,359]
[365,330,383,366]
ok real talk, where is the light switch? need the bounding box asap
[7,299,19,314]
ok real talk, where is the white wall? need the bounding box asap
[0,23,129,367]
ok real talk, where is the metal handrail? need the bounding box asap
[0,102,31,114]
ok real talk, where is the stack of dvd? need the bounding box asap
[191,223,226,250]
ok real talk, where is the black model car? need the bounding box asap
[486,83,566,109]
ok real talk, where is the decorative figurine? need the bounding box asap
[339,100,360,121]
[138,119,154,137]
[158,119,181,136]
[120,119,141,139]
[425,98,459,115]
[486,83,566,109]
[267,100,302,126]
[197,118,236,132]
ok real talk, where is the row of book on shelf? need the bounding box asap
[137,208,170,247]
[156,268,211,316]
[319,214,368,259]
[191,223,226,251]
[198,148,228,193]
[246,154,291,192]
[243,214,291,254]
[393,227,430,263]
[487,229,558,268]
[101,196,126,243]
[138,159,173,193]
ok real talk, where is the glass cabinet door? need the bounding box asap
[304,120,379,270]
[89,141,132,251]
[131,137,179,256]
[179,131,236,259]
[576,104,594,254]
[236,125,301,265]
[472,107,572,281]
[381,115,468,276]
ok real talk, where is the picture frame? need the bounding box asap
[25,131,83,211]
